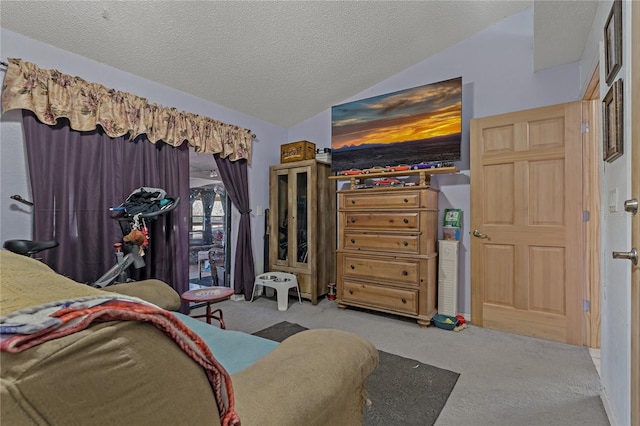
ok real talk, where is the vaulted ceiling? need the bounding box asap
[1,1,598,130]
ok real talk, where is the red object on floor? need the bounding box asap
[455,315,466,325]
[181,286,234,329]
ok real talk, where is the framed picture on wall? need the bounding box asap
[604,0,622,85]
[602,79,623,163]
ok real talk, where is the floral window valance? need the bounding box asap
[1,58,252,162]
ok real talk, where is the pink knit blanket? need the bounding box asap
[1,298,240,426]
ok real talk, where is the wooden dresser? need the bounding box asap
[336,186,439,326]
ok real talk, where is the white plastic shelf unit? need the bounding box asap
[438,240,459,316]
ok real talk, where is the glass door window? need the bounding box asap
[276,171,289,261]
[188,182,230,287]
[295,170,308,264]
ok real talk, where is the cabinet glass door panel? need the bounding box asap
[276,171,289,262]
[295,169,309,264]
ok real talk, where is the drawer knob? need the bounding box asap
[402,241,408,246]
[351,200,356,204]
[350,264,355,269]
[349,289,354,295]
[401,298,407,304]
[350,218,356,223]
[403,218,409,224]
[402,270,408,276]
[350,238,356,244]
[404,198,409,203]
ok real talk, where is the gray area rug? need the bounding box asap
[253,321,460,426]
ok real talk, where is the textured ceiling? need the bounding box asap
[1,1,597,130]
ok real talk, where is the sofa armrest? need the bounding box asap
[1,321,221,425]
[231,329,379,426]
[102,280,181,310]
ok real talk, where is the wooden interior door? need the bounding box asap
[470,101,585,346]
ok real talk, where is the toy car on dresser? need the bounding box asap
[386,164,410,172]
[410,161,454,169]
[362,166,387,174]
[338,168,363,176]
[410,161,441,169]
[372,177,403,186]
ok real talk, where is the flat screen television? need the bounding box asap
[331,76,462,173]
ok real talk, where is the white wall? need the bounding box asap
[289,7,581,317]
[0,29,288,280]
[0,109,32,240]
[578,1,634,424]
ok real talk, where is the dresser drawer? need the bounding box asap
[340,191,421,209]
[342,280,418,315]
[340,254,420,285]
[342,212,419,230]
[343,232,419,254]
[339,187,439,210]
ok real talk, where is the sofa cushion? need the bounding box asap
[173,312,278,374]
[102,280,181,310]
[0,251,107,316]
[231,328,379,425]
[0,251,181,312]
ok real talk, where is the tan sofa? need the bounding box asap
[0,251,379,425]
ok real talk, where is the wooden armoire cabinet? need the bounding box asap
[268,159,335,305]
[336,185,439,326]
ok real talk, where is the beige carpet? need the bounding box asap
[191,295,609,426]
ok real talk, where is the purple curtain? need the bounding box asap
[214,155,255,299]
[22,111,191,313]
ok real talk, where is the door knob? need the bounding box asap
[612,248,638,265]
[473,229,488,239]
[624,198,638,215]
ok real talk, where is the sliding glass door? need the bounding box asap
[188,182,231,288]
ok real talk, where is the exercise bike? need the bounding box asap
[4,188,179,288]
[92,189,180,288]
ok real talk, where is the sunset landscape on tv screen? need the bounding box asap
[331,77,462,172]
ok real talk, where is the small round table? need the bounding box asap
[181,286,234,329]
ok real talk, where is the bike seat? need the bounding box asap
[3,239,59,256]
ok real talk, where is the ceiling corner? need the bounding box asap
[533,1,598,72]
